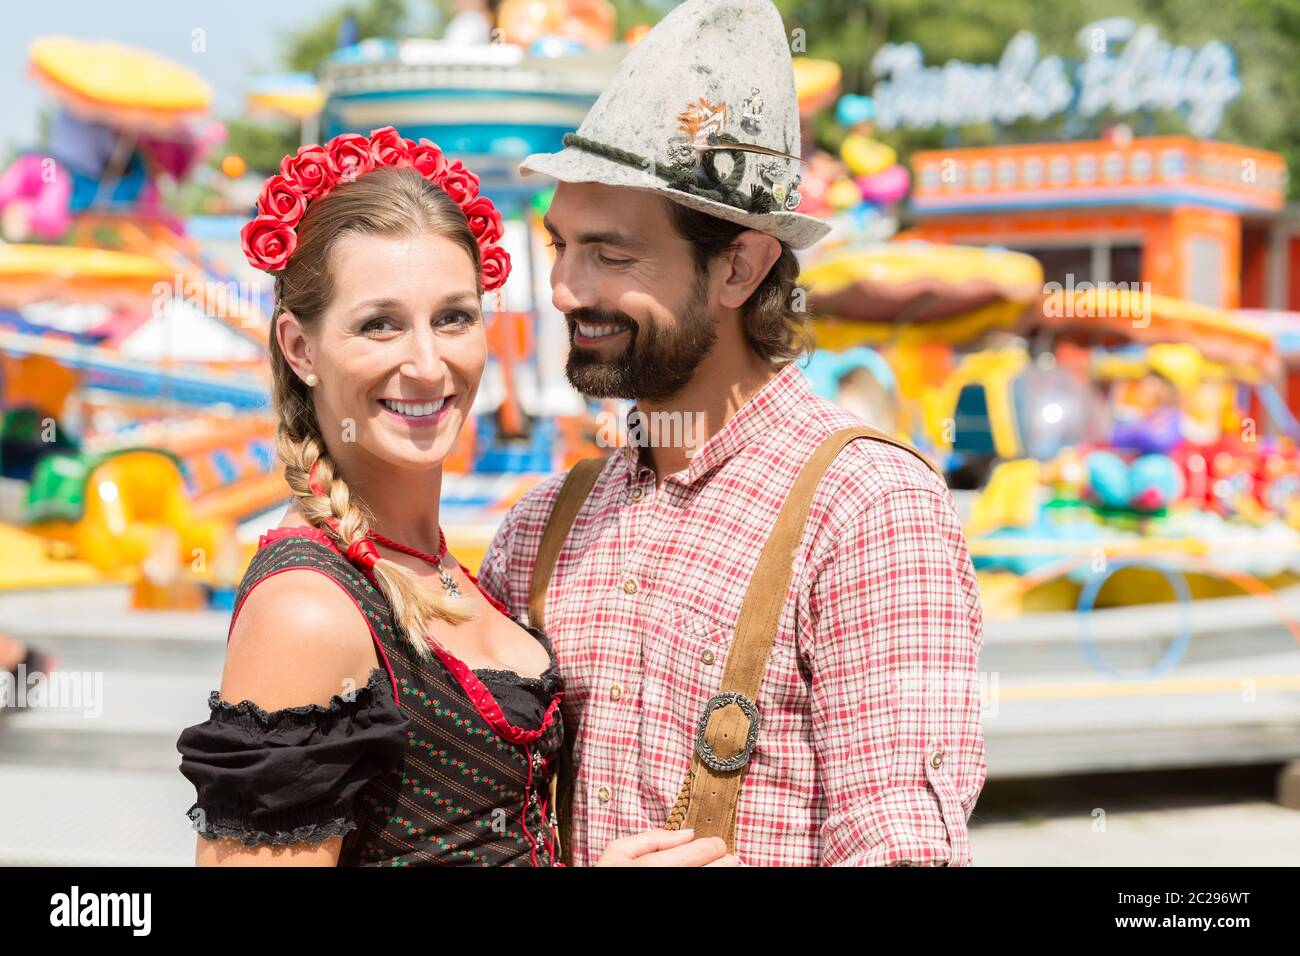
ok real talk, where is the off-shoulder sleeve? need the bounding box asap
[176,668,407,848]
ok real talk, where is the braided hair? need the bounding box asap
[268,166,479,658]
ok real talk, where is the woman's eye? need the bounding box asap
[597,252,630,266]
[438,310,477,328]
[545,239,564,252]
[361,316,397,334]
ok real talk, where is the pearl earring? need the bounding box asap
[304,372,319,387]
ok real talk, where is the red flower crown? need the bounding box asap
[241,126,511,292]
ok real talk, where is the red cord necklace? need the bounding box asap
[367,528,462,598]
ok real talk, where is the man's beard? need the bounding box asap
[564,271,716,402]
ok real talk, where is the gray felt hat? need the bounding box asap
[519,0,831,250]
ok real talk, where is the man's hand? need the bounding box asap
[594,828,740,866]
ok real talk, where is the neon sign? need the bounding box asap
[871,18,1242,138]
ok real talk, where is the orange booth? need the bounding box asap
[901,136,1293,312]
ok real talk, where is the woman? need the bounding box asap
[176,128,732,867]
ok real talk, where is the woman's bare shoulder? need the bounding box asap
[221,566,381,714]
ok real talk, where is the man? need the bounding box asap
[478,0,986,866]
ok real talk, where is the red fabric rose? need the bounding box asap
[439,160,480,204]
[461,196,504,246]
[257,174,307,226]
[410,138,448,180]
[368,126,412,167]
[278,145,337,201]
[480,244,511,292]
[241,215,298,271]
[327,133,375,184]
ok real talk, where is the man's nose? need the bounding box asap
[550,255,596,314]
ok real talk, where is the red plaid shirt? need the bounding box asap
[478,361,986,866]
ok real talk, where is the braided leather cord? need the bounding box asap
[664,770,694,830]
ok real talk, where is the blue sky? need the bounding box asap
[0,0,359,151]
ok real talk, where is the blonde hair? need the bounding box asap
[269,165,481,658]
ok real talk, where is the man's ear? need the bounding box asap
[717,231,782,310]
[276,311,314,382]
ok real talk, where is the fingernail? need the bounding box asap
[681,828,694,836]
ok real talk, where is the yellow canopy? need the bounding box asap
[29,36,211,128]
[0,244,173,306]
[801,242,1044,347]
[246,87,326,121]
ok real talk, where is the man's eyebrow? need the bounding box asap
[542,217,646,252]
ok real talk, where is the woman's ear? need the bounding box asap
[276,311,315,383]
[717,231,782,310]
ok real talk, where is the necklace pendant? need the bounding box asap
[438,566,462,599]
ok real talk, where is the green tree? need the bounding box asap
[221,118,299,179]
[225,0,438,173]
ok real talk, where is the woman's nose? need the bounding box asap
[401,329,446,384]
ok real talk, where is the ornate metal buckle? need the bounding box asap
[695,691,761,772]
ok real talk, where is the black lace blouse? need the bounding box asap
[176,527,565,865]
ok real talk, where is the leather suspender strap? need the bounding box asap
[533,455,608,865]
[530,456,607,631]
[663,426,942,849]
[529,427,941,860]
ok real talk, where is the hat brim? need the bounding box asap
[520,146,831,250]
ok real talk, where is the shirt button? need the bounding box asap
[630,487,644,501]
[622,577,638,594]
[930,750,945,769]
[700,649,716,665]
[597,786,611,804]
[609,683,623,701]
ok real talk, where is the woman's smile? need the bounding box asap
[377,394,457,427]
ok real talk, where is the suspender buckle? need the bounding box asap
[696,691,762,772]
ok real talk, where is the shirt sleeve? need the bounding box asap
[805,486,986,867]
[477,501,518,614]
[175,669,408,848]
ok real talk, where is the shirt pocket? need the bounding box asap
[918,741,972,867]
[652,598,733,707]
[637,599,733,807]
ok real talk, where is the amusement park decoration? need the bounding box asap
[801,242,1044,334]
[497,0,617,50]
[240,127,512,291]
[28,36,213,131]
[0,37,226,242]
[784,61,913,242]
[0,36,284,601]
[908,137,1286,218]
[871,18,1242,138]
[245,73,327,121]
